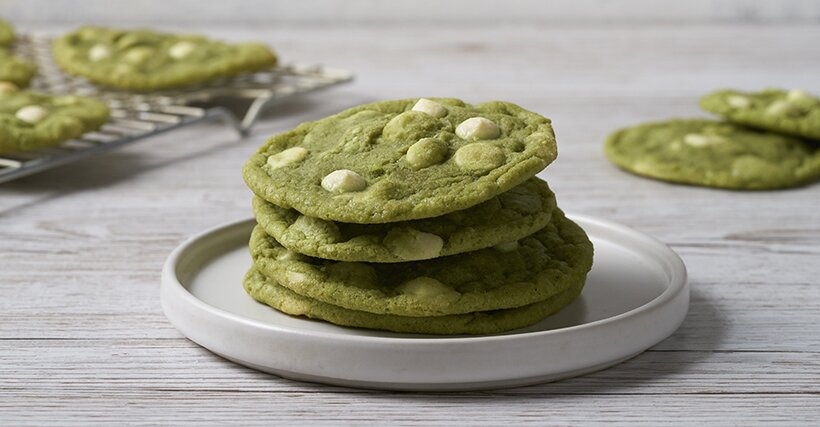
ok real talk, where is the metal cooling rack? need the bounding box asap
[0,34,353,184]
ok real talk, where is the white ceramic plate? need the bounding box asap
[161,214,688,391]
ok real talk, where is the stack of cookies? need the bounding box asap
[605,88,820,190]
[242,98,593,335]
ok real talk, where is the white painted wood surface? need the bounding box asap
[5,0,820,25]
[1,23,820,425]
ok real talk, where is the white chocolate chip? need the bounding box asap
[493,241,519,252]
[786,90,812,102]
[169,41,197,59]
[632,161,653,175]
[15,105,50,124]
[456,117,500,140]
[683,133,726,147]
[766,100,802,117]
[726,95,751,109]
[53,96,79,106]
[321,169,367,193]
[88,44,111,62]
[267,147,309,169]
[411,98,448,118]
[453,142,505,172]
[286,271,309,284]
[0,81,19,94]
[396,276,459,300]
[280,298,311,315]
[406,137,448,169]
[276,250,307,262]
[123,47,154,64]
[384,228,444,261]
[289,215,342,244]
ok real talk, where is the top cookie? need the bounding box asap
[0,90,110,154]
[0,19,14,46]
[53,27,278,91]
[701,88,820,141]
[243,98,557,223]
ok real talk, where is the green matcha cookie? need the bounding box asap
[250,210,593,317]
[53,26,277,91]
[701,88,820,141]
[0,90,109,154]
[604,119,820,190]
[0,49,36,88]
[244,267,583,335]
[253,177,556,263]
[244,98,557,223]
[0,19,14,46]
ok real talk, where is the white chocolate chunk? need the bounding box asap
[169,41,197,59]
[493,241,519,252]
[321,169,367,193]
[88,44,111,61]
[406,137,448,169]
[786,89,812,102]
[15,105,50,124]
[276,250,307,262]
[453,142,505,172]
[631,161,653,175]
[726,95,751,109]
[280,298,311,316]
[0,81,19,94]
[411,98,448,118]
[396,276,459,300]
[53,96,79,106]
[289,215,342,244]
[285,271,309,284]
[267,147,309,169]
[456,117,500,140]
[384,228,444,260]
[123,47,154,64]
[766,100,802,117]
[683,133,726,147]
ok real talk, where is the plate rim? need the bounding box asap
[161,213,688,346]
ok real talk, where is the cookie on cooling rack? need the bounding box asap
[52,26,278,91]
[0,89,109,154]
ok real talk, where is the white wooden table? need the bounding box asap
[1,23,819,425]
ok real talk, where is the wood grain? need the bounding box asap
[1,23,819,425]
